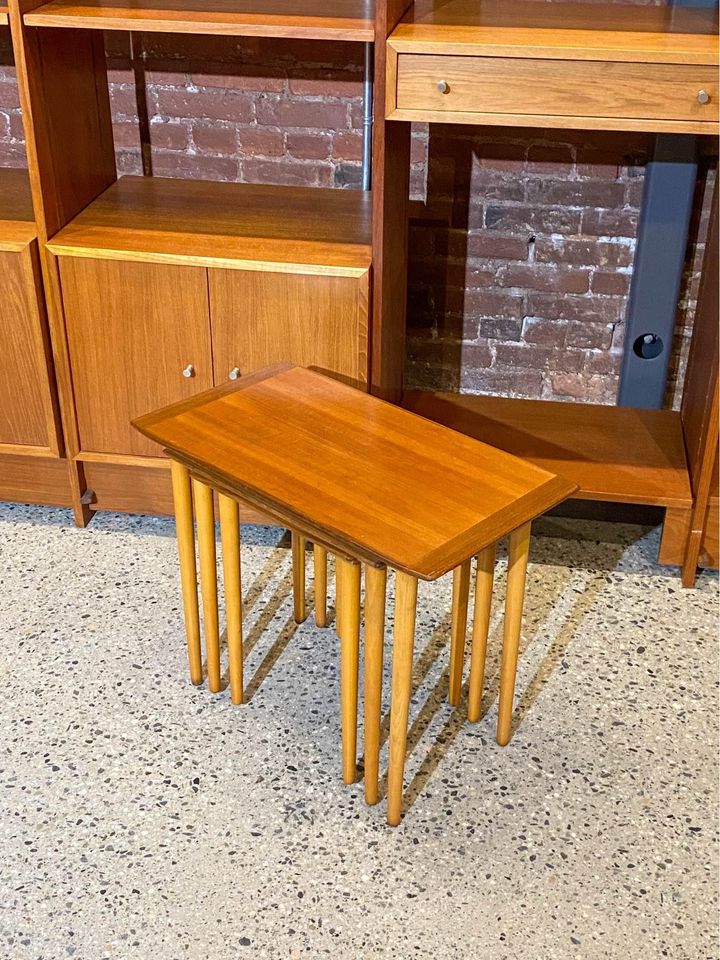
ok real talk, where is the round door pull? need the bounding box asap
[182,364,195,379]
[437,79,450,94]
[697,89,710,105]
[228,367,241,381]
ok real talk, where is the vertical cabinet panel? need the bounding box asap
[59,258,213,457]
[0,243,55,450]
[209,269,370,389]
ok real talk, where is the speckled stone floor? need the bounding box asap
[0,503,718,960]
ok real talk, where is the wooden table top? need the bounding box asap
[134,366,577,580]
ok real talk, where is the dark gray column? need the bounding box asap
[617,0,716,409]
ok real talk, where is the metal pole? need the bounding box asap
[361,41,374,192]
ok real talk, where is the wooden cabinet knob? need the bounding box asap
[182,364,195,379]
[697,89,710,105]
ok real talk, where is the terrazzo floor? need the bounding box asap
[0,503,718,960]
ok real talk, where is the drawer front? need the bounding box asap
[396,54,718,125]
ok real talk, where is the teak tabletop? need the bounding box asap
[134,365,577,580]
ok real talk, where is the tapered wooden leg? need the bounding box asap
[292,532,307,623]
[468,544,496,723]
[448,560,471,706]
[170,462,203,685]
[193,478,221,694]
[314,544,328,628]
[364,565,387,805]
[497,523,532,746]
[219,493,243,705]
[387,571,418,826]
[336,557,361,785]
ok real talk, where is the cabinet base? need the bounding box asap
[0,453,74,509]
[83,461,270,524]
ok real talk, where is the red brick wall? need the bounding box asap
[0,28,714,407]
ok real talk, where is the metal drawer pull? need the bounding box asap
[697,89,710,104]
[182,364,195,379]
[437,80,450,94]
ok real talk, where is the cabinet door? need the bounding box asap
[209,269,369,389]
[0,243,56,450]
[59,258,213,458]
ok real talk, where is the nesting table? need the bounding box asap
[134,365,576,824]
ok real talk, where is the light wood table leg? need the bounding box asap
[387,571,418,827]
[313,544,328,628]
[468,544,496,723]
[170,461,203,686]
[337,557,361,785]
[292,532,307,624]
[193,478,221,694]
[448,560,471,706]
[219,493,243,706]
[363,564,387,805]
[497,523,532,746]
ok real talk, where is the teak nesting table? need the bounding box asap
[134,365,576,824]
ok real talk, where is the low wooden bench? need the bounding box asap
[134,365,576,824]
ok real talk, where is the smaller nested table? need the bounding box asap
[134,365,576,825]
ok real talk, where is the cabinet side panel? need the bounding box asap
[372,0,412,402]
[681,184,718,492]
[10,12,117,238]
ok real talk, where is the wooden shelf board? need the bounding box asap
[390,0,719,65]
[47,176,373,274]
[24,0,375,40]
[0,169,37,246]
[403,390,693,509]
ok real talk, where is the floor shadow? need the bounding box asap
[374,561,605,818]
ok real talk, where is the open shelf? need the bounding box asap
[47,176,373,274]
[403,390,693,509]
[390,0,718,65]
[24,0,375,40]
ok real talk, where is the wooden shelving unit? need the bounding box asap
[5,0,410,521]
[47,176,373,273]
[3,0,716,581]
[24,0,375,39]
[387,0,719,583]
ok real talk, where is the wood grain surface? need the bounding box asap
[403,391,693,509]
[389,0,718,65]
[47,176,373,274]
[25,0,375,39]
[60,257,213,457]
[134,365,576,580]
[209,268,369,389]
[396,54,718,127]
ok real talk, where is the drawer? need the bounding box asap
[395,54,718,127]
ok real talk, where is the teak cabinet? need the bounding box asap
[58,255,370,460]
